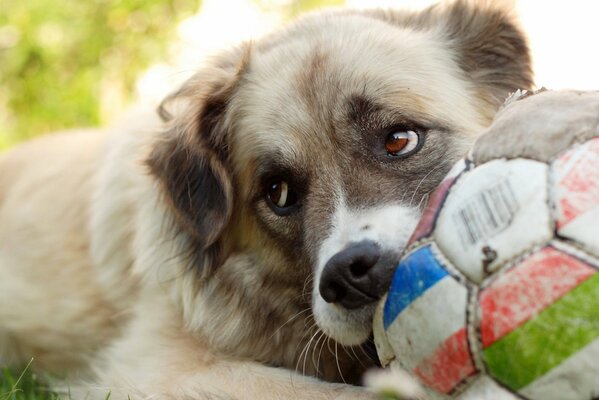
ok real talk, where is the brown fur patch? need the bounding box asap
[147,44,252,274]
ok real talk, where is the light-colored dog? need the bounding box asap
[0,1,532,398]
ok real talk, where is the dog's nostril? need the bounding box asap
[321,281,345,303]
[349,261,370,277]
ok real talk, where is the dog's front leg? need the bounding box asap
[75,292,376,400]
[160,359,376,400]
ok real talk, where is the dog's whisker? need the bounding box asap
[303,329,321,375]
[268,307,311,341]
[340,342,367,370]
[301,272,314,298]
[287,291,312,304]
[303,317,318,332]
[295,322,318,372]
[303,330,319,374]
[398,185,411,205]
[316,332,328,380]
[357,341,376,363]
[311,331,326,376]
[296,340,309,375]
[294,337,311,375]
[351,344,372,370]
[349,345,367,369]
[325,335,336,358]
[293,321,317,373]
[295,322,319,376]
[316,332,327,377]
[416,192,430,210]
[334,341,346,384]
[349,344,359,361]
[340,342,355,362]
[408,163,446,208]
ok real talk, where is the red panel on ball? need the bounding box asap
[479,247,595,348]
[407,174,458,246]
[413,327,476,394]
[554,137,599,229]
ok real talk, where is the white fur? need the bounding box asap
[313,195,420,345]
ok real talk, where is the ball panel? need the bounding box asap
[552,137,599,255]
[483,272,599,392]
[479,246,596,348]
[560,212,599,256]
[406,159,469,247]
[407,175,459,247]
[385,274,467,370]
[434,159,551,283]
[372,295,396,368]
[457,376,522,400]
[470,90,599,165]
[413,327,476,395]
[383,245,451,329]
[384,245,475,394]
[519,338,599,400]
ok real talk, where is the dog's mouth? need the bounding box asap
[312,294,378,346]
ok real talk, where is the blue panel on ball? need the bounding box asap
[383,245,449,329]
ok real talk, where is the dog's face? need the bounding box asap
[148,1,532,379]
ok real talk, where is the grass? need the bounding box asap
[0,361,61,400]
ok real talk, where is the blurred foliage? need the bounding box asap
[0,0,200,150]
[0,0,344,152]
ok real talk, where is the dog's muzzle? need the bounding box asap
[319,240,397,309]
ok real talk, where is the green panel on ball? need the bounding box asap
[483,273,599,390]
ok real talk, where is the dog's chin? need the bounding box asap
[313,295,375,346]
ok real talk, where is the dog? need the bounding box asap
[0,1,532,398]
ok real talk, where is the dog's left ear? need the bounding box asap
[436,1,534,112]
[147,44,250,273]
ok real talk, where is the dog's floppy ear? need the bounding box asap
[147,45,250,272]
[432,1,533,111]
[441,1,532,108]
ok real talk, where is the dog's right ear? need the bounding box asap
[431,1,534,113]
[147,45,250,272]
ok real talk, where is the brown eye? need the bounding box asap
[385,130,421,157]
[266,180,299,215]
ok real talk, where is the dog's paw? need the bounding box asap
[364,367,427,400]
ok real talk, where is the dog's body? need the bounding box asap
[0,2,532,398]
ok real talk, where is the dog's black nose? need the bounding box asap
[319,240,394,309]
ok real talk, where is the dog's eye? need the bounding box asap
[266,180,299,215]
[385,130,421,157]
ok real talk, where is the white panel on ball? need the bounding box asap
[457,376,520,400]
[434,159,552,283]
[552,137,599,256]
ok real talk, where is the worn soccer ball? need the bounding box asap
[373,90,599,400]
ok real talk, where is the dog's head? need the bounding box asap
[148,0,532,377]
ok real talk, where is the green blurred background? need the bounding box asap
[0,0,343,152]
